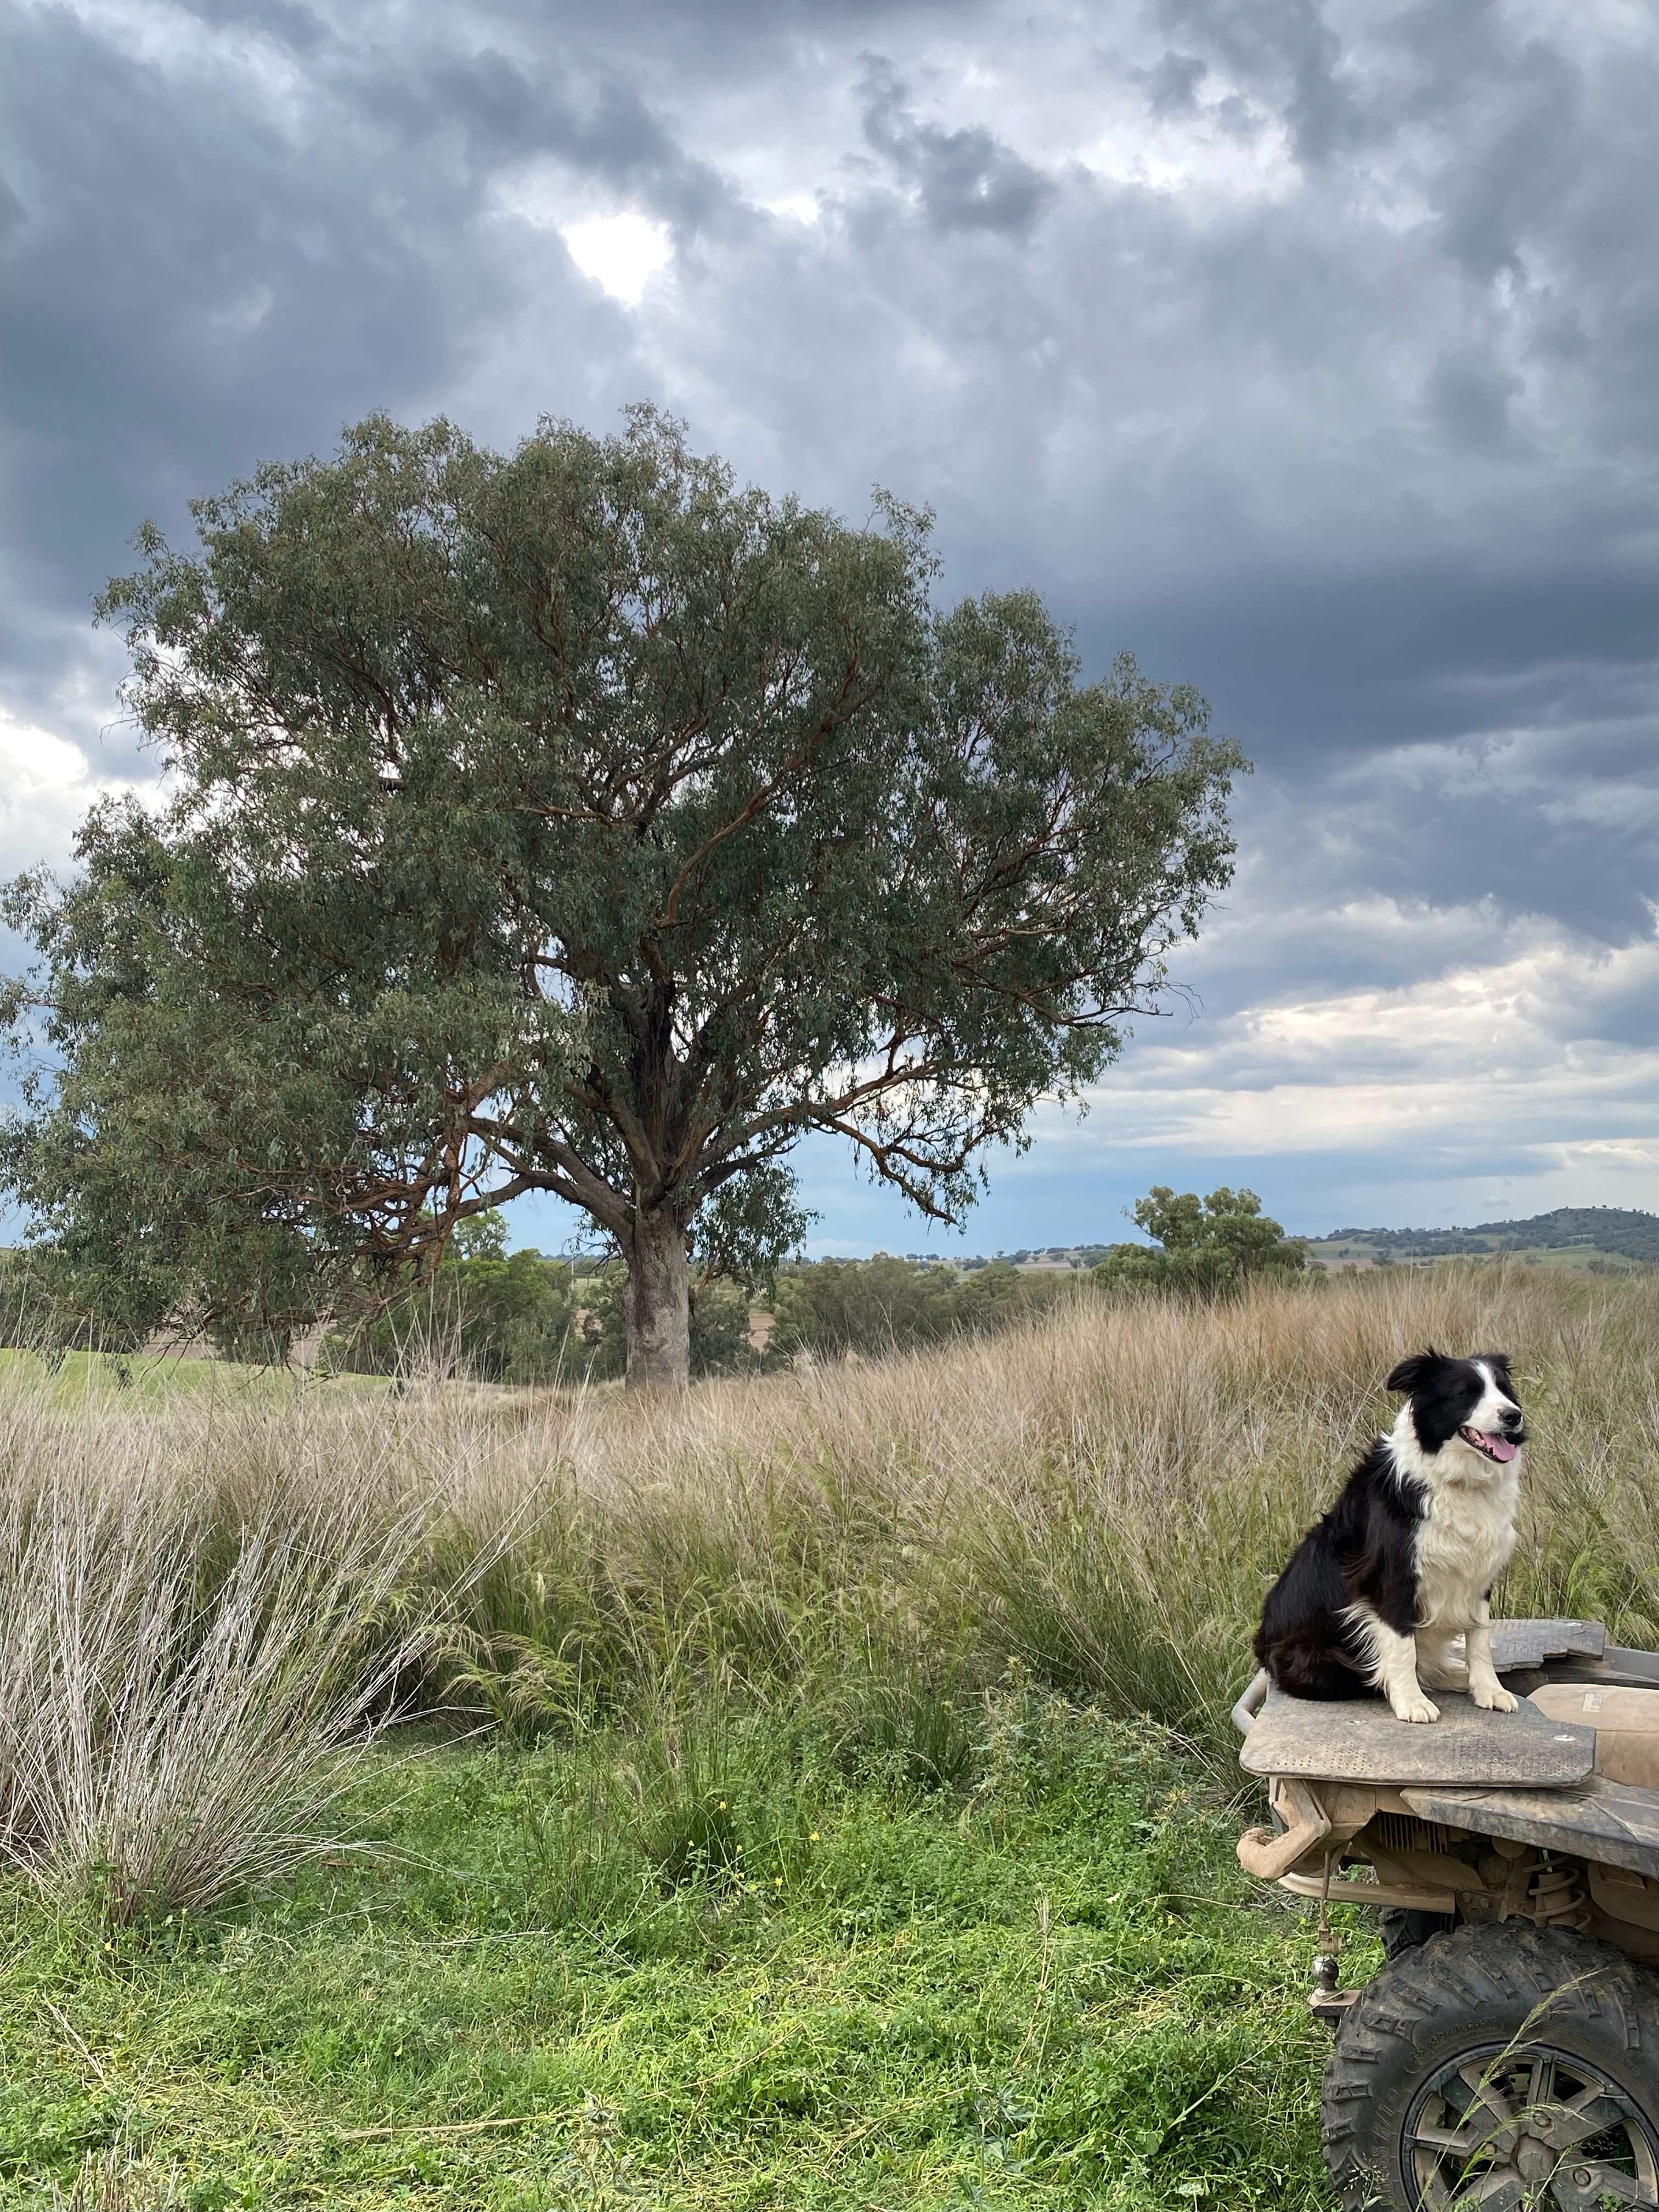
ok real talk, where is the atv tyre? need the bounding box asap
[1379,1906,1458,1959]
[1323,1922,1659,2210]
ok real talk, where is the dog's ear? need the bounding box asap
[1386,1347,1443,1395]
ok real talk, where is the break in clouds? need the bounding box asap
[2,0,1656,1244]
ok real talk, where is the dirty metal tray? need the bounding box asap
[1238,1685,1596,1788]
[1489,1618,1606,1672]
[1401,1776,1659,1885]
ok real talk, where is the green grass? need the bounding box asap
[1315,1245,1648,1276]
[0,1699,1354,2211]
[0,1347,393,1410]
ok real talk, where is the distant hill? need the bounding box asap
[917,1207,1658,1275]
[1308,1206,1659,1271]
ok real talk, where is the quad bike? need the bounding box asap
[1234,1620,1659,2210]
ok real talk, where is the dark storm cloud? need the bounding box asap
[183,0,329,49]
[0,4,721,733]
[3,0,1655,1228]
[366,44,731,229]
[1090,552,1659,948]
[3,5,496,721]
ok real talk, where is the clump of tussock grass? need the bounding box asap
[0,1387,441,1920]
[4,1263,1655,1919]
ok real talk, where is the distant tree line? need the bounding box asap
[0,1184,1317,1379]
[12,1198,1651,1383]
[543,1252,1073,1377]
[322,1214,578,1385]
[766,1255,1066,1361]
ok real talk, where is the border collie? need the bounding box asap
[1255,1350,1527,1723]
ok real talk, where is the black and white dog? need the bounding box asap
[1255,1349,1527,1723]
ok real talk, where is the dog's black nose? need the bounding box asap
[1500,1406,1525,1435]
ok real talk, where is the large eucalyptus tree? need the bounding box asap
[2,409,1243,1384]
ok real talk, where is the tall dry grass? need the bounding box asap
[423,1261,1659,1737]
[3,1263,1655,1912]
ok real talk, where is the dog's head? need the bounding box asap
[1386,1347,1527,1467]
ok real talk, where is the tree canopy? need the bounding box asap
[2,409,1244,1384]
[1091,1186,1310,1296]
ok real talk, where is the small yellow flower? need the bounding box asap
[809,1831,821,1842]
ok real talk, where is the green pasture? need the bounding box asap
[0,1347,391,1411]
[1,1703,1350,2211]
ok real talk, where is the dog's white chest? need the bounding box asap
[1414,1473,1519,1631]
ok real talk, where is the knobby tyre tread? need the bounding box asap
[1321,1921,1659,2211]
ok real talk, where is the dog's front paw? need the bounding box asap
[1472,1682,1519,1713]
[1392,1691,1440,1724]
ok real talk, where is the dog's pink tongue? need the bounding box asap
[1486,1434,1517,1462]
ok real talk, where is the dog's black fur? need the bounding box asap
[1254,1349,1526,1701]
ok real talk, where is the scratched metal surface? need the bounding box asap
[1239,1685,1595,1786]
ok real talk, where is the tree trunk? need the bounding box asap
[623,1204,691,1387]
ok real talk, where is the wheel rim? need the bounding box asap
[1402,2040,1659,2208]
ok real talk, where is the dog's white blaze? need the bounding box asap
[1466,1358,1522,1440]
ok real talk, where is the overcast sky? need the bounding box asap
[3,0,1656,1254]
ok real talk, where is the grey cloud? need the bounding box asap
[1211,92,1260,140]
[857,54,1055,234]
[0,5,658,735]
[1143,51,1208,119]
[1154,0,1361,163]
[178,0,330,50]
[1424,348,1523,449]
[4,17,495,521]
[1431,53,1583,286]
[375,47,732,232]
[1373,6,1587,283]
[1088,556,1658,951]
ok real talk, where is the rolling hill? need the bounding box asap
[1307,1206,1658,1272]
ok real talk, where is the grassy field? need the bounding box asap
[0,1348,391,1409]
[1310,1241,1649,1276]
[4,1706,1354,2210]
[3,1263,1657,2207]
